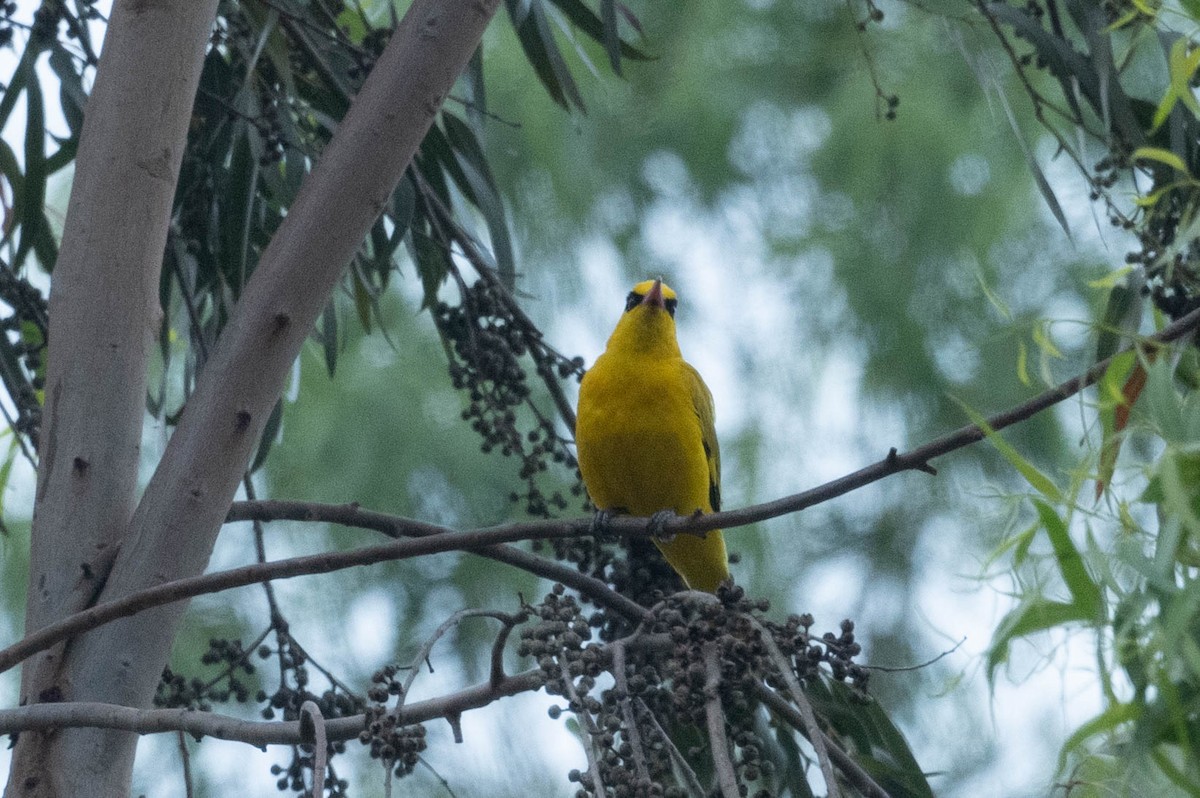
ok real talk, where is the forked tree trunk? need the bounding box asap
[5,0,499,795]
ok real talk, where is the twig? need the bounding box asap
[299,700,327,797]
[177,731,195,798]
[227,499,649,623]
[750,618,840,798]
[754,683,892,798]
[636,697,705,798]
[609,641,650,783]
[702,642,740,798]
[396,609,517,714]
[0,520,597,674]
[864,636,965,672]
[416,756,461,797]
[0,669,546,745]
[558,656,607,797]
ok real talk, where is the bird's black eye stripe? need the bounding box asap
[664,297,678,317]
[625,291,642,312]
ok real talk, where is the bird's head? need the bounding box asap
[607,278,683,356]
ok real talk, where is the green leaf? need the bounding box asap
[1095,281,1142,363]
[955,398,1064,503]
[600,0,621,75]
[442,113,515,287]
[975,269,1011,320]
[15,53,47,271]
[1016,339,1030,387]
[984,519,1037,569]
[1058,702,1141,772]
[996,85,1071,238]
[1133,146,1193,176]
[0,139,24,251]
[44,135,78,175]
[1132,147,1190,177]
[410,229,452,309]
[1167,37,1200,118]
[988,598,1091,681]
[1095,349,1139,499]
[392,172,418,249]
[321,298,338,378]
[0,438,17,534]
[249,398,284,474]
[219,125,259,293]
[1158,447,1200,541]
[351,265,374,334]
[0,46,31,133]
[506,0,587,112]
[806,679,935,798]
[1032,498,1103,619]
[464,46,487,130]
[49,44,86,138]
[547,0,650,61]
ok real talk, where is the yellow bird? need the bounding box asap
[575,278,730,592]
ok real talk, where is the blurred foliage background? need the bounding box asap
[6,0,1200,795]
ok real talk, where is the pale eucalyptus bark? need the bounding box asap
[7,0,219,795]
[7,0,500,795]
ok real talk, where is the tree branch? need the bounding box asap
[702,642,740,798]
[752,618,840,798]
[0,522,591,675]
[656,303,1200,536]
[6,310,1200,676]
[225,499,649,622]
[0,670,546,746]
[299,700,327,797]
[609,641,651,784]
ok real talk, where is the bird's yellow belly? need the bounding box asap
[578,423,710,516]
[576,364,710,517]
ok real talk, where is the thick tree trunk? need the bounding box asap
[6,1,219,795]
[7,0,499,795]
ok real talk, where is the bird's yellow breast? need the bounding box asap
[576,355,712,519]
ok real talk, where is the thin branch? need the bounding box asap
[6,308,1200,676]
[863,636,965,673]
[0,670,546,745]
[677,303,1200,536]
[754,683,892,798]
[636,697,705,798]
[299,700,327,798]
[609,641,650,783]
[0,521,592,674]
[396,609,516,713]
[226,499,649,623]
[702,641,740,798]
[237,303,1200,545]
[177,730,195,798]
[750,617,840,798]
[558,657,607,797]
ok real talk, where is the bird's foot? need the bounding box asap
[590,508,618,536]
[647,510,678,542]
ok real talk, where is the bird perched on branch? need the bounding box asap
[575,278,730,592]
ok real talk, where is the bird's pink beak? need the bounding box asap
[642,278,665,309]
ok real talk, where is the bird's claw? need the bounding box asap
[590,508,617,536]
[647,510,677,541]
